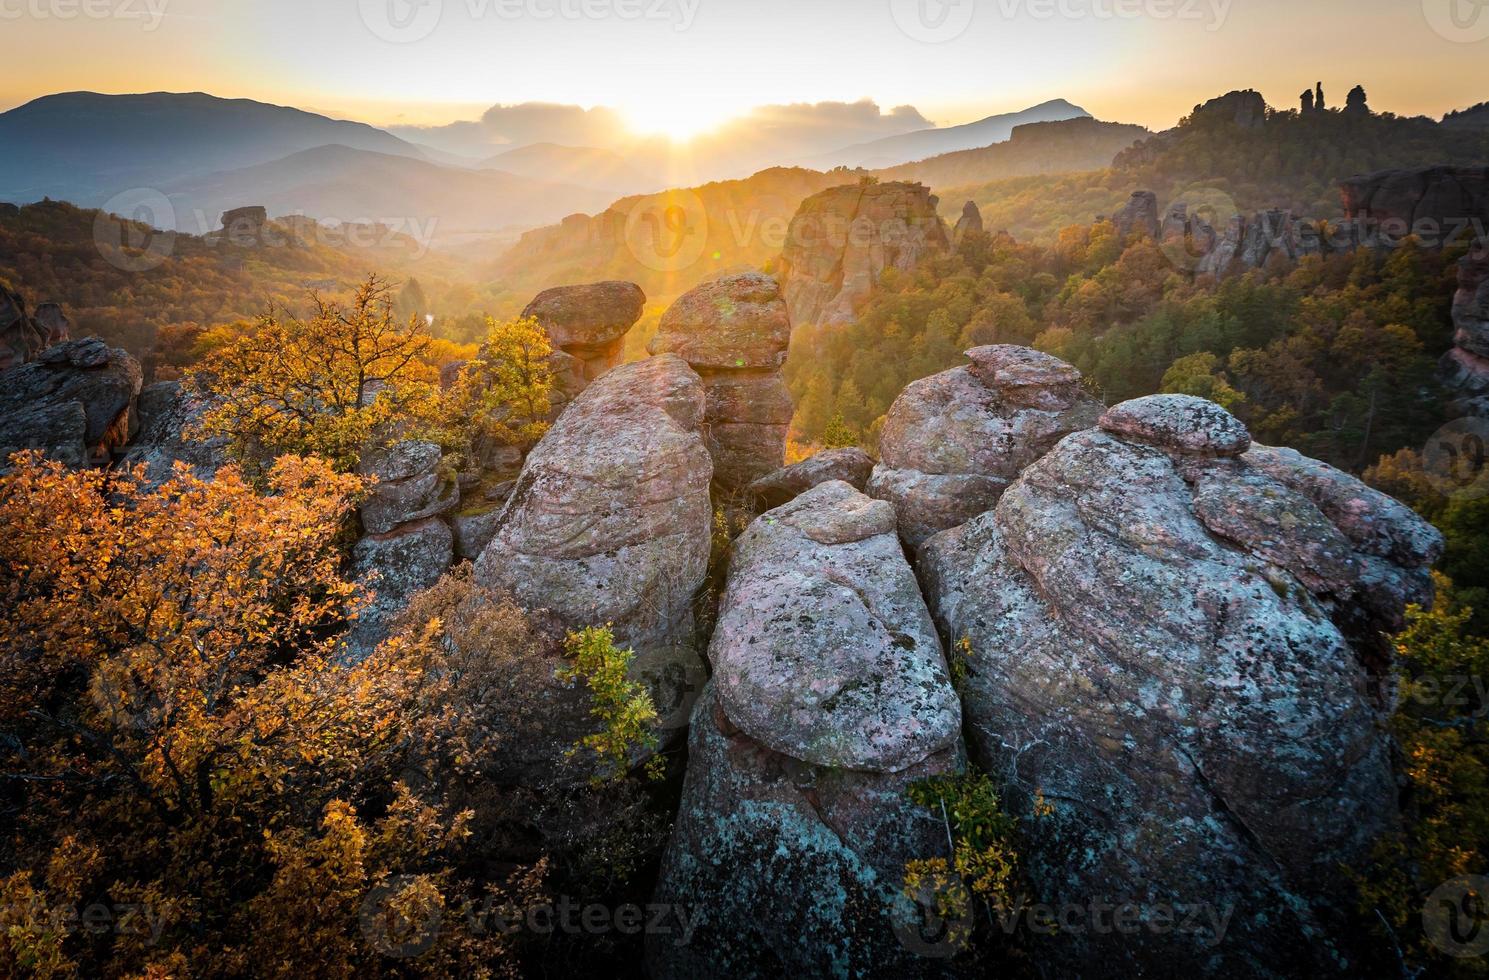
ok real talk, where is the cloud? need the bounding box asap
[477,102,629,148]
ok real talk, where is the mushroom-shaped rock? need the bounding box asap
[1099,393,1252,456]
[521,280,645,383]
[649,273,794,492]
[712,480,961,771]
[744,446,874,513]
[868,346,1102,547]
[917,406,1441,974]
[649,480,963,978]
[473,354,713,658]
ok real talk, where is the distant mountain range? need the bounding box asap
[0,92,424,206]
[0,90,1105,240]
[161,144,618,236]
[808,99,1092,170]
[875,117,1150,189]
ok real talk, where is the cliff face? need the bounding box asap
[776,181,951,329]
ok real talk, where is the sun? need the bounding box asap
[621,104,720,143]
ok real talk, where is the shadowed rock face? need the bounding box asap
[345,517,453,661]
[744,447,874,513]
[120,380,226,485]
[952,199,983,243]
[521,280,646,385]
[1443,245,1489,415]
[474,354,713,658]
[0,337,141,470]
[919,396,1441,976]
[649,481,962,979]
[777,181,951,328]
[356,439,458,536]
[649,273,793,493]
[0,285,47,371]
[868,345,1102,548]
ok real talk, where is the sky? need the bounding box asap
[0,0,1483,138]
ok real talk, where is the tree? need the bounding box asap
[0,452,561,976]
[822,413,859,449]
[446,315,555,460]
[190,275,439,476]
[1161,352,1246,411]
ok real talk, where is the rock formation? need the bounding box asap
[1344,84,1370,116]
[1300,88,1315,113]
[1315,81,1326,112]
[0,337,141,470]
[649,481,962,978]
[474,354,713,661]
[219,206,268,246]
[1443,244,1489,415]
[0,285,48,370]
[868,345,1103,548]
[744,447,874,513]
[346,517,454,661]
[357,439,459,537]
[120,380,226,484]
[32,303,69,347]
[520,280,645,388]
[647,272,793,493]
[1339,165,1489,244]
[777,181,951,328]
[952,199,983,243]
[919,394,1441,974]
[1112,190,1160,241]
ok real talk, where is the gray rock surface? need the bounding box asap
[0,337,141,470]
[918,397,1442,975]
[120,380,226,484]
[868,345,1102,547]
[346,517,454,661]
[745,447,874,513]
[521,280,645,384]
[474,354,713,659]
[649,273,794,492]
[952,199,984,243]
[650,480,963,978]
[357,439,459,536]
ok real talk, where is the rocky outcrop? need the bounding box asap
[952,200,983,243]
[777,181,951,328]
[474,354,713,660]
[345,517,454,661]
[1443,245,1489,414]
[649,481,962,979]
[744,447,874,513]
[868,345,1103,548]
[120,380,226,484]
[1112,190,1159,241]
[1340,165,1489,241]
[648,273,792,492]
[0,285,48,371]
[32,303,69,347]
[521,280,645,387]
[357,439,459,536]
[919,394,1441,975]
[219,206,268,246]
[0,337,141,470]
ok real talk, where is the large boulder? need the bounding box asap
[868,345,1103,548]
[1443,244,1489,414]
[473,354,713,659]
[119,380,226,484]
[357,439,459,536]
[919,395,1442,975]
[0,337,141,470]
[952,200,984,243]
[1111,190,1159,240]
[778,181,951,328]
[521,280,645,385]
[744,447,874,513]
[648,272,793,492]
[345,517,454,661]
[1340,165,1489,238]
[649,481,963,979]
